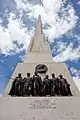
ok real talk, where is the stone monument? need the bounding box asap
[0,15,80,120]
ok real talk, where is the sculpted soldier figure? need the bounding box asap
[9,77,18,96]
[42,75,50,96]
[15,73,23,96]
[53,76,61,96]
[24,73,33,96]
[62,77,72,96]
[58,74,66,96]
[33,72,42,96]
[58,74,72,96]
[67,83,73,96]
[9,73,22,96]
[49,73,56,96]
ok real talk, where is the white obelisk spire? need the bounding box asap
[24,15,54,62]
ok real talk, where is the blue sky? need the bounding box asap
[0,0,80,95]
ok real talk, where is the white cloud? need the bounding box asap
[53,42,80,62]
[0,13,33,55]
[15,0,29,11]
[70,67,80,77]
[73,34,80,44]
[70,67,80,91]
[77,1,80,5]
[52,41,68,53]
[52,31,80,62]
[73,76,80,92]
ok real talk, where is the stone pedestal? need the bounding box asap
[0,97,80,120]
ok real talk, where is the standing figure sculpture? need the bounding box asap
[42,75,50,96]
[9,76,18,96]
[33,72,42,96]
[58,74,72,96]
[67,83,73,96]
[9,73,23,96]
[24,73,33,96]
[53,76,60,96]
[15,73,23,96]
[58,74,67,96]
[49,73,56,96]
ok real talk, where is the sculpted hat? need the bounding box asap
[18,73,21,77]
[59,74,63,78]
[27,73,30,76]
[52,73,55,77]
[46,75,49,78]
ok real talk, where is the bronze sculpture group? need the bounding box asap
[9,72,72,97]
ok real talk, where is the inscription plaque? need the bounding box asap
[28,99,56,109]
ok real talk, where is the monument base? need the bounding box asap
[0,97,80,120]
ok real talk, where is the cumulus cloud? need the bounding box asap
[70,67,80,76]
[77,1,80,5]
[52,29,80,62]
[70,67,80,91]
[0,13,33,55]
[15,0,30,13]
[53,42,80,62]
[73,76,80,92]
